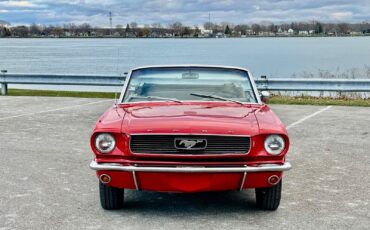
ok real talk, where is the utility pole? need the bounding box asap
[109,11,113,29]
[208,12,211,27]
[109,11,112,36]
[208,12,213,36]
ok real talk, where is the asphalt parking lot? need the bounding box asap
[0,96,369,230]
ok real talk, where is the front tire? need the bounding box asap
[255,180,282,210]
[99,182,124,210]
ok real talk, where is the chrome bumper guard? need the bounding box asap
[90,161,292,173]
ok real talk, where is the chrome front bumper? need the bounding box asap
[90,161,292,173]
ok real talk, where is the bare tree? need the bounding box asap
[193,25,201,37]
[234,24,249,35]
[251,24,261,35]
[78,23,91,35]
[169,22,183,36]
[0,26,11,37]
[29,23,41,36]
[203,22,214,30]
[337,23,350,34]
[3,20,369,38]
[130,22,138,29]
[220,22,231,30]
[52,26,64,37]
[12,26,29,37]
[358,22,370,33]
[268,23,278,33]
[151,23,161,28]
[181,26,191,37]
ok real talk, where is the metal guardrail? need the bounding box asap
[0,73,125,95]
[1,73,370,95]
[255,78,370,92]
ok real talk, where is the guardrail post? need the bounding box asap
[1,70,8,95]
[0,83,8,95]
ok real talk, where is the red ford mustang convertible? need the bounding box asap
[90,65,291,210]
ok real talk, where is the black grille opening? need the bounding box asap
[130,135,251,154]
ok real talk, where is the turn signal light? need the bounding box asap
[268,175,280,185]
[100,174,111,184]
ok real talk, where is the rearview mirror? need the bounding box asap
[260,91,270,103]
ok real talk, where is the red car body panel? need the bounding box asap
[96,170,283,192]
[90,65,291,195]
[91,101,289,192]
[121,102,259,136]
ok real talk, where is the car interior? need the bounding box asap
[125,82,255,102]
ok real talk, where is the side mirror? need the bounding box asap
[260,91,270,103]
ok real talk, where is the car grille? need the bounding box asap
[130,134,251,154]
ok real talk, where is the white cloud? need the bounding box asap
[253,5,260,10]
[0,1,38,7]
[1,0,370,25]
[331,11,353,20]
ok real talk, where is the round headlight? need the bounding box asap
[264,135,285,155]
[95,133,116,153]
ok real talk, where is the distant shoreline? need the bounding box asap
[1,34,370,39]
[2,21,370,39]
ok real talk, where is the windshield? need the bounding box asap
[122,67,258,103]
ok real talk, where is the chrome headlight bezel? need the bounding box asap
[95,133,116,154]
[264,134,285,155]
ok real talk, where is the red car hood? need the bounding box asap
[121,103,260,136]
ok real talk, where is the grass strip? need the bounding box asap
[6,89,117,99]
[3,89,370,107]
[269,95,370,107]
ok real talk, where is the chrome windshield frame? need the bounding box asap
[118,65,262,105]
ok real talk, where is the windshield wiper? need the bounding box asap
[129,95,182,103]
[190,93,244,105]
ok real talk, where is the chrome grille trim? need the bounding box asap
[130,134,251,155]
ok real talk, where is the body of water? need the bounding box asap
[1,37,370,91]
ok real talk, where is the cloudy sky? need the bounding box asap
[0,0,369,26]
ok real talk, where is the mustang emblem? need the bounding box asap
[174,138,207,150]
